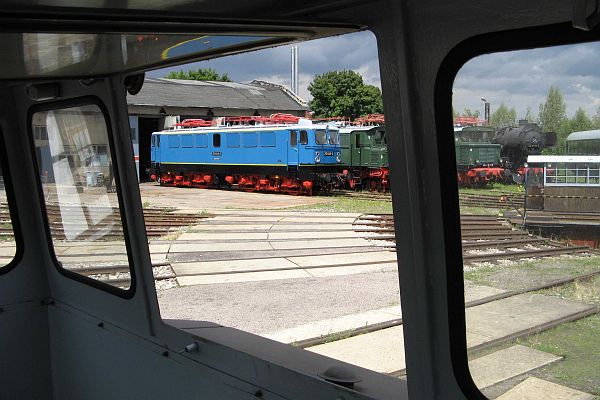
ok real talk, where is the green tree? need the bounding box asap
[308,70,384,118]
[569,107,593,132]
[524,106,535,123]
[165,68,231,82]
[462,108,480,117]
[592,106,600,129]
[489,102,517,127]
[538,86,567,133]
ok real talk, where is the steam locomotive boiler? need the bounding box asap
[492,122,557,170]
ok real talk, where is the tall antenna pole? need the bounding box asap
[291,45,299,95]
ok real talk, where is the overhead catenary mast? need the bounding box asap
[291,45,299,95]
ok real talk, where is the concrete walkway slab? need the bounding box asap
[308,324,405,373]
[305,263,397,278]
[496,377,595,400]
[264,305,401,344]
[177,232,270,240]
[279,217,357,223]
[307,294,595,374]
[267,230,359,239]
[268,224,352,231]
[169,242,273,253]
[466,294,595,349]
[464,280,507,303]
[172,257,298,276]
[186,224,275,231]
[289,251,397,268]
[177,268,312,286]
[469,345,561,389]
[270,238,374,250]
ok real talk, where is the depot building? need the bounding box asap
[127,78,310,181]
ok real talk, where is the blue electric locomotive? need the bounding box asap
[149,115,341,194]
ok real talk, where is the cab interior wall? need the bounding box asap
[0,0,589,399]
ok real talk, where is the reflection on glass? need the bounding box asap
[0,151,16,268]
[33,105,130,290]
[16,33,278,78]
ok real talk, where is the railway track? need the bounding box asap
[0,204,209,239]
[355,214,590,263]
[324,189,526,209]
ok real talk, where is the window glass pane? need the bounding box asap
[290,130,297,147]
[455,43,600,398]
[181,135,193,148]
[168,135,180,148]
[0,145,16,268]
[260,132,276,147]
[243,132,258,147]
[315,129,327,144]
[32,104,131,290]
[195,134,207,148]
[299,130,308,145]
[213,133,221,148]
[227,133,240,147]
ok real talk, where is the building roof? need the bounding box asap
[127,78,309,112]
[565,129,600,141]
[527,155,600,163]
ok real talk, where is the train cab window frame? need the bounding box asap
[299,130,308,145]
[28,99,135,298]
[0,128,23,274]
[290,130,297,147]
[213,133,221,148]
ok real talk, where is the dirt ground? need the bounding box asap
[138,182,334,210]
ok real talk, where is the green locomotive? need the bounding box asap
[454,126,505,186]
[339,125,389,190]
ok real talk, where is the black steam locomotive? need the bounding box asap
[492,121,557,171]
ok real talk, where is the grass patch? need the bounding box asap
[463,256,600,291]
[460,206,502,216]
[290,197,393,214]
[518,314,600,396]
[459,183,524,195]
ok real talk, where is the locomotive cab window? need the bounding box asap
[299,130,308,145]
[452,42,600,397]
[213,133,221,148]
[31,103,132,291]
[290,130,297,147]
[315,129,327,144]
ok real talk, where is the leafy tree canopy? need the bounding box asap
[538,86,567,133]
[165,68,232,82]
[462,108,480,118]
[490,102,517,127]
[308,70,383,119]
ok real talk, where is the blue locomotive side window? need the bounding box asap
[227,133,240,147]
[151,135,155,147]
[242,132,257,147]
[290,130,297,147]
[213,133,221,148]
[181,135,193,148]
[300,130,308,145]
[168,135,180,148]
[195,134,207,148]
[260,132,276,147]
[156,135,160,147]
[315,129,327,144]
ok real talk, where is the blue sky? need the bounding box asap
[151,32,600,120]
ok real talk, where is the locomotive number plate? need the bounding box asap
[324,151,333,156]
[212,151,222,156]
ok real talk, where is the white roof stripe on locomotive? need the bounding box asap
[154,123,337,135]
